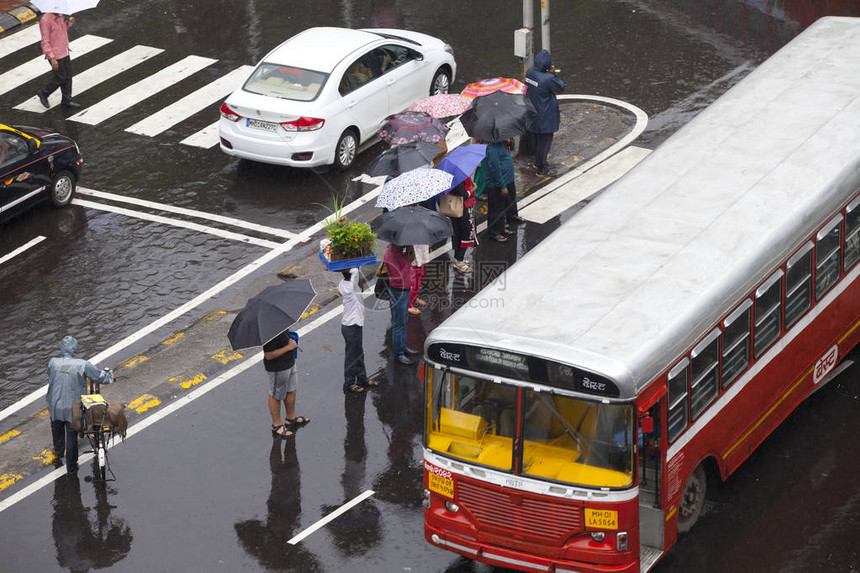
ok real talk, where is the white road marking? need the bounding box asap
[0,25,41,60]
[180,121,219,148]
[15,45,164,112]
[126,65,252,137]
[0,35,113,97]
[72,198,284,249]
[519,146,652,224]
[68,55,217,125]
[76,186,297,239]
[288,490,377,545]
[0,236,46,266]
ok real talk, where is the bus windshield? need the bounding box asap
[523,391,634,488]
[426,368,635,488]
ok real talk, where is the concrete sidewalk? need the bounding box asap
[0,97,646,497]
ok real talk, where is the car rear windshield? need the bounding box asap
[243,63,327,102]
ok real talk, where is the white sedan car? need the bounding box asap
[218,27,456,170]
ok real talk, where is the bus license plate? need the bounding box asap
[429,471,454,499]
[585,508,618,530]
[247,118,277,132]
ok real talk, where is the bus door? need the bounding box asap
[638,400,664,557]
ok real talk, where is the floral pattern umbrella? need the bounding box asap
[375,168,454,210]
[407,94,473,118]
[461,77,528,99]
[378,110,449,145]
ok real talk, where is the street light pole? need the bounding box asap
[523,0,534,77]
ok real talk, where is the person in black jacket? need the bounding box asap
[263,331,308,437]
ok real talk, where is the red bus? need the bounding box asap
[421,16,860,573]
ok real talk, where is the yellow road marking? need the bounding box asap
[169,373,207,389]
[120,355,148,368]
[128,394,160,413]
[161,332,186,345]
[33,449,58,465]
[723,366,812,460]
[0,430,21,444]
[0,473,22,491]
[202,311,226,323]
[300,306,319,319]
[32,408,49,418]
[212,349,242,364]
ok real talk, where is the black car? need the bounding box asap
[0,124,83,222]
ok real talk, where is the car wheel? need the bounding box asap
[50,170,76,208]
[677,465,707,534]
[430,68,451,95]
[334,129,358,171]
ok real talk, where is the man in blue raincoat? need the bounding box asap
[525,49,565,177]
[47,336,114,473]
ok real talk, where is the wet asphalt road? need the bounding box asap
[2,0,860,571]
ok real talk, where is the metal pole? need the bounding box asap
[523,0,534,77]
[541,0,551,53]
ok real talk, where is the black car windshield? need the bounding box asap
[243,64,328,101]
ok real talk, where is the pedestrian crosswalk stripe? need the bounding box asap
[15,45,164,112]
[0,25,40,60]
[0,34,112,97]
[126,64,252,137]
[180,121,220,149]
[67,54,217,125]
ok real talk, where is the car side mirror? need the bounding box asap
[26,139,38,154]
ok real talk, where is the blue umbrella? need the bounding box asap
[436,144,487,192]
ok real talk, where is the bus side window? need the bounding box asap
[843,195,860,272]
[753,270,783,359]
[722,299,751,389]
[785,241,814,329]
[667,359,689,443]
[816,214,842,300]
[690,328,720,420]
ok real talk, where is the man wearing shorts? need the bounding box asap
[263,330,308,438]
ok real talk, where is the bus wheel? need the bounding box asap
[677,465,706,534]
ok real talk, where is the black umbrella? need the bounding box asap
[365,142,442,177]
[460,90,537,143]
[228,279,316,350]
[371,206,453,245]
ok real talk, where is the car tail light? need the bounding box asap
[220,102,241,122]
[280,117,325,132]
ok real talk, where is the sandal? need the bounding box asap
[363,379,380,388]
[346,384,365,393]
[452,260,471,273]
[408,307,422,315]
[271,424,294,439]
[503,229,516,235]
[285,416,310,430]
[492,235,508,243]
[508,216,526,224]
[414,297,427,306]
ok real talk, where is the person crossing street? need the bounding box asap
[37,12,81,110]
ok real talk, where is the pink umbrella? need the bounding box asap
[461,77,527,100]
[407,94,472,118]
[378,110,449,145]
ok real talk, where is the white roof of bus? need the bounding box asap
[428,17,860,399]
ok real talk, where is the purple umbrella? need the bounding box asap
[436,144,487,192]
[378,110,449,145]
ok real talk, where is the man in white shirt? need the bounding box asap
[340,268,378,393]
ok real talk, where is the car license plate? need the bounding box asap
[585,508,618,530]
[246,118,277,132]
[427,465,455,499]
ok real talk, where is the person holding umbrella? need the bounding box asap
[482,139,523,243]
[228,280,316,439]
[33,1,87,110]
[383,243,419,365]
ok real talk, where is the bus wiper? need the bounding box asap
[538,393,588,454]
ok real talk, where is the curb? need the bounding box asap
[0,2,38,36]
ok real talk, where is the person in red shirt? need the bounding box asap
[383,243,420,364]
[37,12,81,110]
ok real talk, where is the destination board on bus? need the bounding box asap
[426,343,620,398]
